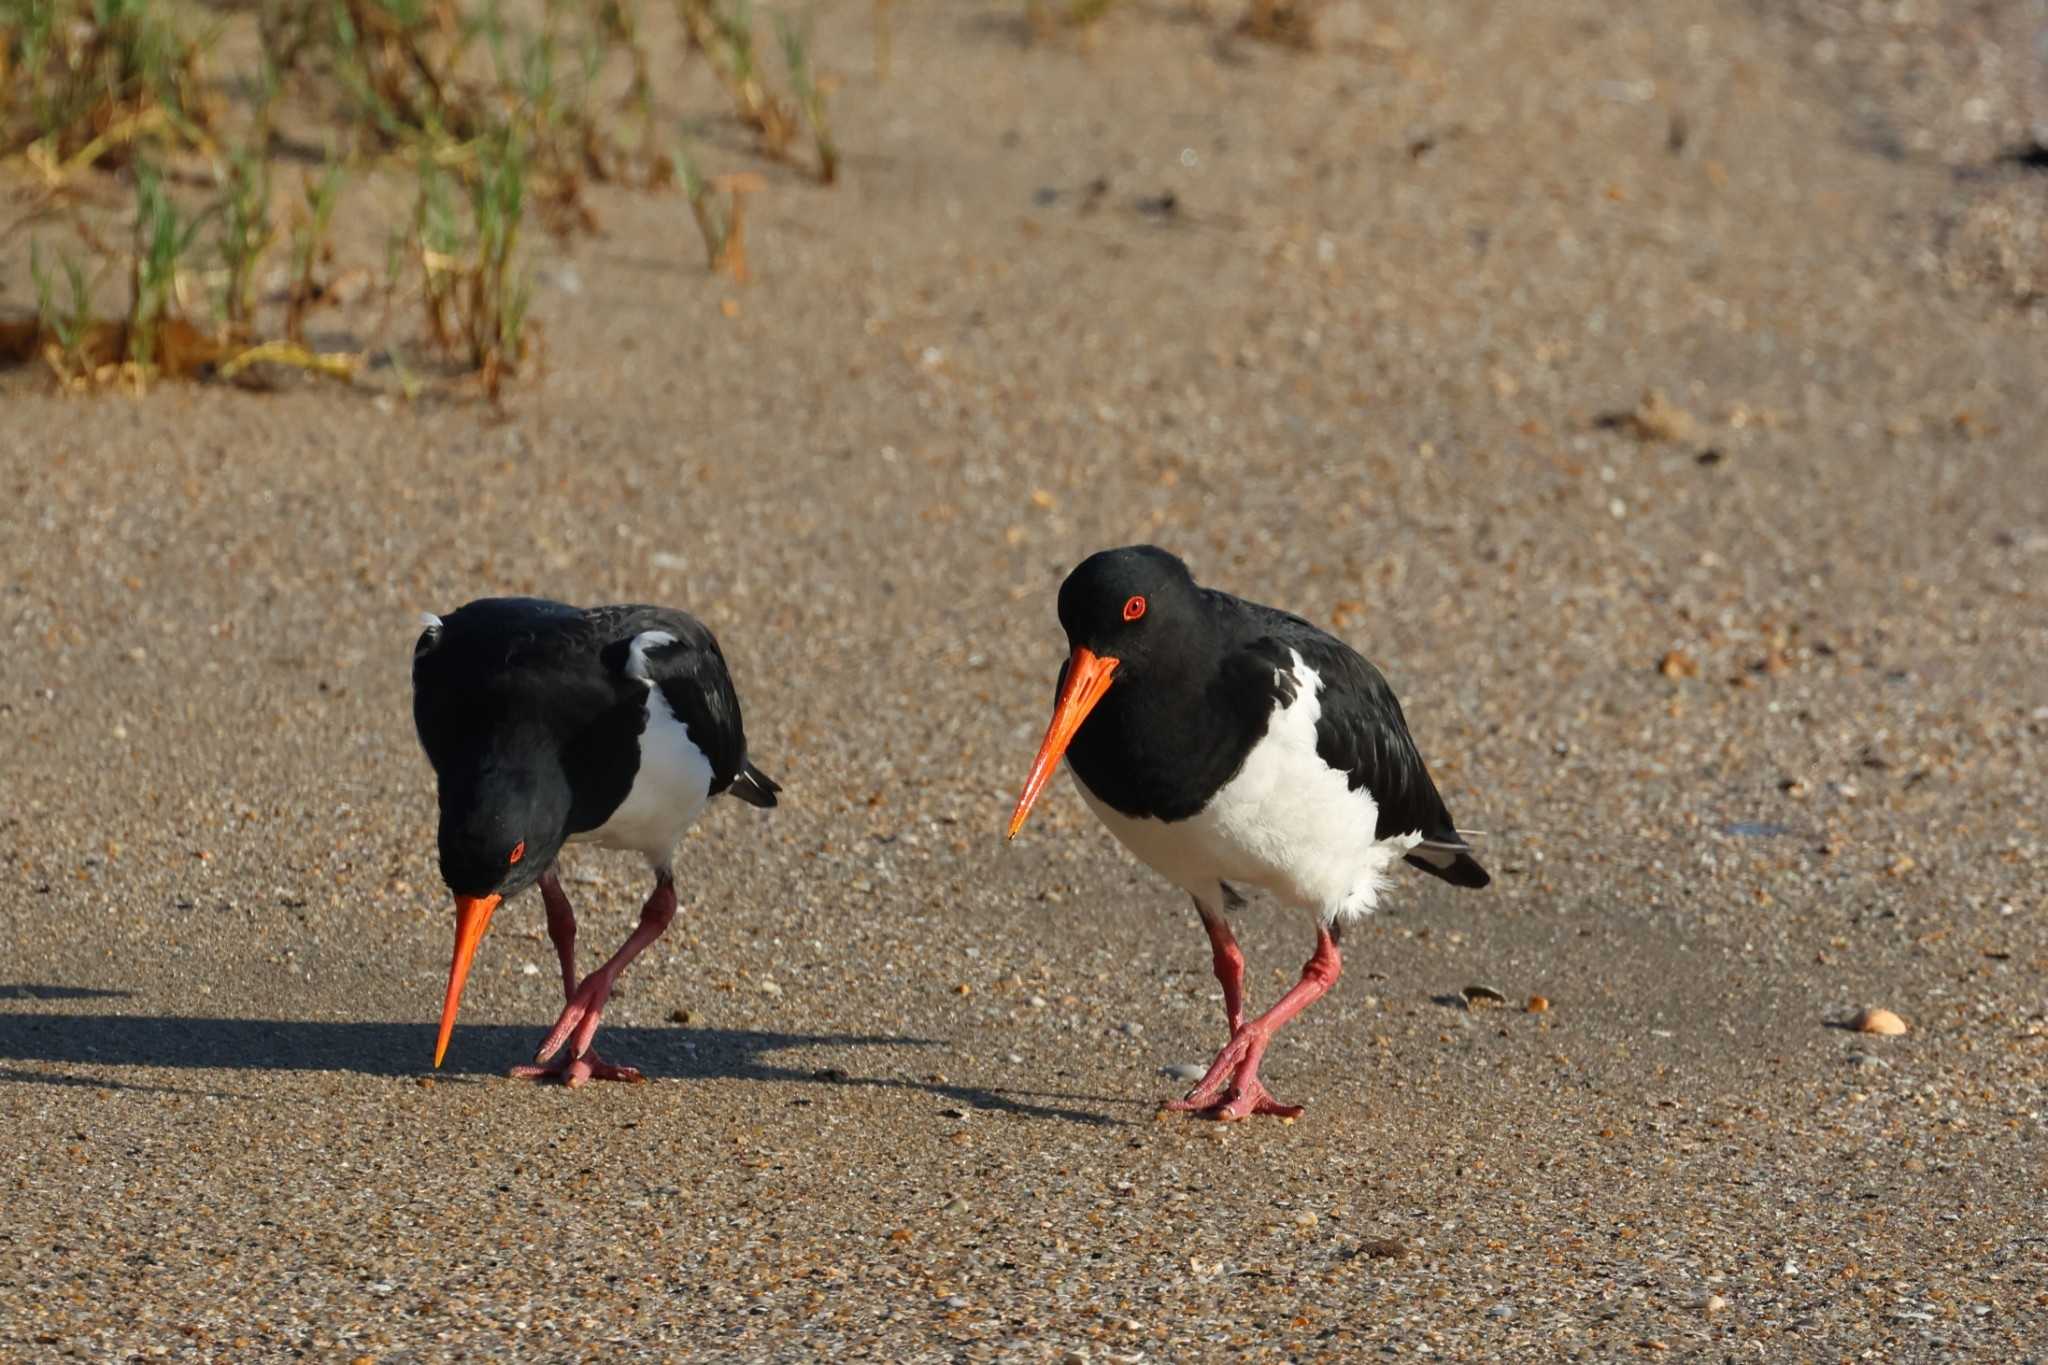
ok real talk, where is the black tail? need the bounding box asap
[729,761,781,809]
[1404,839,1490,889]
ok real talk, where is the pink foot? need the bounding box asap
[1196,1078,1303,1122]
[1163,922,1337,1122]
[1162,1029,1304,1121]
[508,1050,645,1088]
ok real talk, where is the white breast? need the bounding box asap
[1073,651,1420,922]
[571,632,715,870]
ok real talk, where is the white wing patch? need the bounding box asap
[571,629,711,870]
[1073,650,1419,923]
[623,629,679,682]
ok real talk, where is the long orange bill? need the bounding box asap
[1007,646,1120,840]
[433,892,502,1067]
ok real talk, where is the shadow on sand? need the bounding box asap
[0,983,135,1001]
[0,1010,1130,1125]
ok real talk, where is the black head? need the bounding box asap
[432,762,568,901]
[1009,545,1209,838]
[1055,545,1205,671]
[414,606,575,901]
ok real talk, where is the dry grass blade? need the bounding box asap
[708,172,762,281]
[1237,0,1323,48]
[1025,0,1123,41]
[24,106,174,188]
[777,14,837,184]
[216,340,360,382]
[677,0,798,160]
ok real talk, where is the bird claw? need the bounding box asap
[1165,1085,1300,1120]
[1164,1030,1256,1110]
[534,971,617,1064]
[508,1051,644,1088]
[1161,1027,1302,1120]
[1166,1078,1302,1121]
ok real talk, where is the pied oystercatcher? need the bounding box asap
[1007,546,1489,1120]
[412,597,780,1085]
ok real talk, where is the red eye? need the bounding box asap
[1122,595,1146,622]
[508,841,525,865]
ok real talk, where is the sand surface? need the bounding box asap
[3,2,2046,1359]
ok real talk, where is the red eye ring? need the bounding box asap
[1122,595,1146,622]
[508,841,526,865]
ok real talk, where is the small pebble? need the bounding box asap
[1703,1293,1728,1314]
[668,1008,692,1024]
[1486,1303,1514,1320]
[1850,1007,1908,1035]
[1658,649,1699,679]
[1526,995,1550,1013]
[1846,1052,1889,1070]
[1161,1063,1206,1082]
[1461,985,1507,1006]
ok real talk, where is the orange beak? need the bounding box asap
[433,892,502,1067]
[1007,645,1120,839]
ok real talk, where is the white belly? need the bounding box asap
[572,686,713,868]
[1073,652,1419,921]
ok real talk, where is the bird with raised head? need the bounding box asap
[1008,546,1488,1120]
[412,597,779,1086]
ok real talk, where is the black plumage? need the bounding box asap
[1054,548,1487,889]
[1009,544,1489,1121]
[411,595,777,1082]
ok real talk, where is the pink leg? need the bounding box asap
[510,873,676,1087]
[539,870,578,999]
[1168,923,1341,1121]
[1196,900,1247,1037]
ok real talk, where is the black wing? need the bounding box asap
[1243,608,1488,890]
[413,596,652,850]
[591,606,778,806]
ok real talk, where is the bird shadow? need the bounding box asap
[0,1065,242,1099]
[0,1012,1126,1126]
[0,983,135,1001]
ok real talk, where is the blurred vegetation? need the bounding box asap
[0,0,850,396]
[1,0,1309,397]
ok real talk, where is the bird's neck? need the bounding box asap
[1065,644,1251,822]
